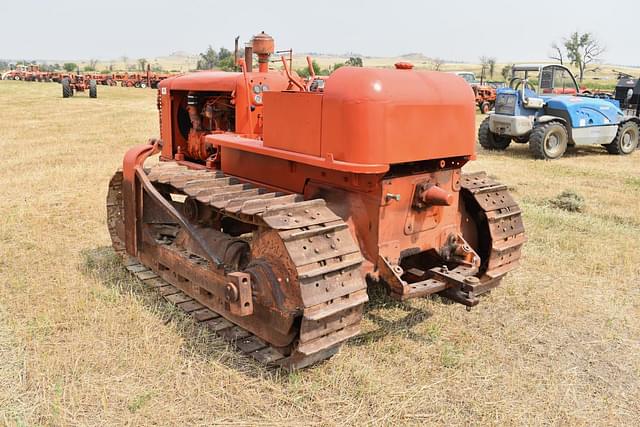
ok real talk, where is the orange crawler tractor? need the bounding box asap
[107,32,525,369]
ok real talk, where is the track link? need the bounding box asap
[461,172,526,285]
[107,162,368,370]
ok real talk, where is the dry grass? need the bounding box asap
[1,80,639,426]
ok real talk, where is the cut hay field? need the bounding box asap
[1,81,639,425]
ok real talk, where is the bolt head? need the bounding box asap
[224,283,239,302]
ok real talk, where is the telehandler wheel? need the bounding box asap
[605,121,639,154]
[528,122,568,160]
[62,78,73,98]
[480,101,491,114]
[478,116,511,150]
[513,135,530,144]
[89,80,97,98]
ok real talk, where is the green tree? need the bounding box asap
[487,58,496,78]
[138,58,148,72]
[501,64,514,81]
[84,59,98,71]
[296,60,321,78]
[218,56,236,71]
[564,31,605,82]
[345,56,363,67]
[218,47,232,61]
[479,56,496,80]
[63,63,77,72]
[197,46,218,70]
[196,45,235,70]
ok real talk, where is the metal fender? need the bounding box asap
[623,116,640,126]
[536,115,568,125]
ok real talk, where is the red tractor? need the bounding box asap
[107,32,525,369]
[475,85,497,114]
[61,74,97,98]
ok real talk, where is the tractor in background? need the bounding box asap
[61,73,97,98]
[475,85,497,114]
[2,64,30,80]
[451,71,497,114]
[614,73,640,118]
[479,64,639,159]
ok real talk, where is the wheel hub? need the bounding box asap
[622,131,633,150]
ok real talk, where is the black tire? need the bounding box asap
[528,122,569,160]
[62,78,72,98]
[605,121,638,154]
[89,80,97,98]
[480,101,491,114]
[513,135,530,144]
[478,116,511,150]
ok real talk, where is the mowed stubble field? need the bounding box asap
[1,80,639,425]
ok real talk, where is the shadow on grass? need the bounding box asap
[80,245,277,377]
[349,279,436,347]
[80,245,439,376]
[478,143,612,160]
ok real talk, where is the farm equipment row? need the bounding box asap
[2,64,174,88]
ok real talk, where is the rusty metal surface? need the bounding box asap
[107,163,367,370]
[460,172,526,282]
[383,172,525,304]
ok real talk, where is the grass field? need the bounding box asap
[1,80,639,425]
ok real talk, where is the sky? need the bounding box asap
[1,0,639,66]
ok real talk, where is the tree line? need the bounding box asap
[195,44,365,75]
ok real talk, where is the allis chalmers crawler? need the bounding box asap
[107,32,525,369]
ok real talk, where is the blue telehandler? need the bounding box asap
[478,64,639,159]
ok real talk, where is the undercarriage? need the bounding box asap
[107,158,525,369]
